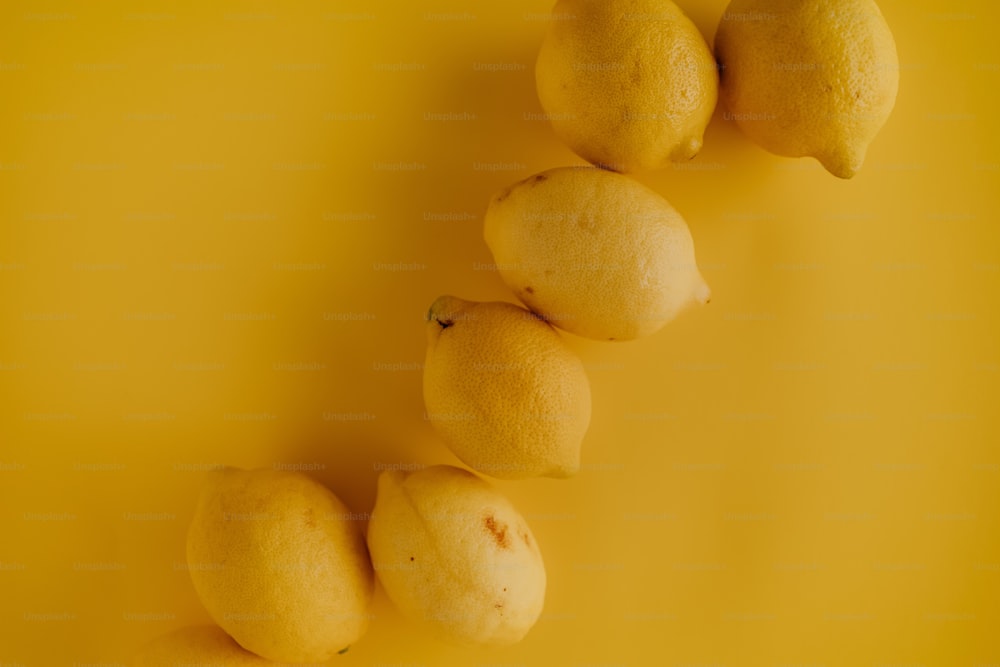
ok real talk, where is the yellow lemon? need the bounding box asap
[715,0,899,178]
[535,0,718,172]
[186,468,373,663]
[423,295,590,479]
[484,167,710,341]
[367,465,546,646]
[132,625,276,666]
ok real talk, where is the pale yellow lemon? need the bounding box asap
[536,0,718,172]
[367,465,546,646]
[484,166,710,341]
[423,295,590,479]
[186,468,373,663]
[715,0,899,178]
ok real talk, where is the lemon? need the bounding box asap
[366,465,546,646]
[535,0,718,172]
[186,467,374,663]
[484,167,710,341]
[715,0,899,178]
[423,295,590,479]
[132,625,275,666]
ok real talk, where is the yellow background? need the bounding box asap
[1,0,998,664]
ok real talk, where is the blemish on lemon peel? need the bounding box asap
[484,514,511,549]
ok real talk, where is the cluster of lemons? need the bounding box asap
[427,0,899,483]
[134,0,898,664]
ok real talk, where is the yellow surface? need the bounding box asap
[0,1,997,665]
